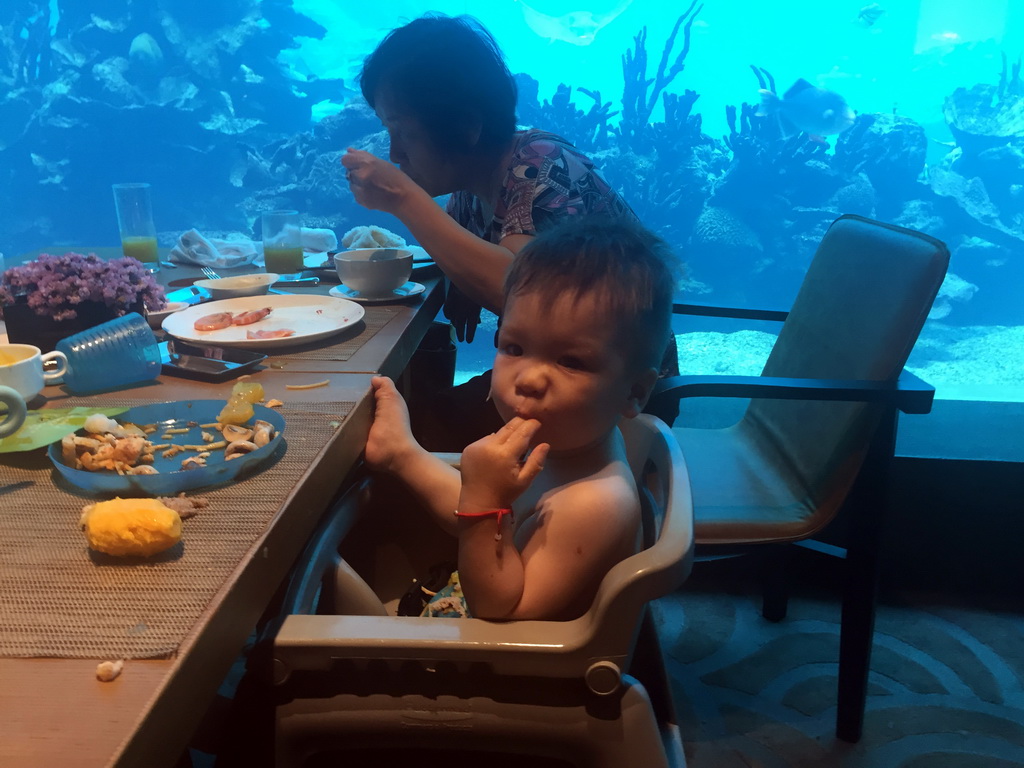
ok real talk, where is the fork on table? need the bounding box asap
[201,267,221,281]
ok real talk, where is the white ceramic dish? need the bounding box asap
[308,246,432,274]
[146,301,189,329]
[329,281,425,304]
[335,248,413,296]
[162,294,364,349]
[194,273,280,300]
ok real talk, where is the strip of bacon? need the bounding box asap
[246,328,295,339]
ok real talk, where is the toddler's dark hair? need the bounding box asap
[504,217,679,371]
[360,14,517,155]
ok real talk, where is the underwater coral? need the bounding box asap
[0,3,1021,326]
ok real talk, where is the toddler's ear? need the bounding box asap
[623,367,659,419]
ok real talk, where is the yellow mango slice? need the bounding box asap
[216,380,264,425]
[80,497,182,557]
[231,381,264,403]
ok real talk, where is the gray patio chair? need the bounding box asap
[646,213,950,742]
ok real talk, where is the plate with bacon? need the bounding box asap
[161,294,365,349]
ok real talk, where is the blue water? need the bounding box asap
[0,0,1021,401]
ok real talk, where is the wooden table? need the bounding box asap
[6,247,444,380]
[0,265,445,768]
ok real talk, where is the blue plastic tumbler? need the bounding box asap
[56,312,162,394]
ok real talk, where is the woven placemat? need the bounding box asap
[0,399,353,660]
[268,306,399,362]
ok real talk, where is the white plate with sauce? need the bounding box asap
[162,294,365,349]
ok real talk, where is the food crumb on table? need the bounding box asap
[96,659,124,682]
[157,493,210,520]
[285,380,329,390]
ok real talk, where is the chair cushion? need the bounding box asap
[673,420,859,545]
[747,215,948,502]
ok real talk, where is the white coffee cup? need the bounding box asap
[0,344,69,437]
[0,385,27,438]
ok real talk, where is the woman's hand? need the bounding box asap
[458,417,550,511]
[364,376,417,473]
[342,148,416,214]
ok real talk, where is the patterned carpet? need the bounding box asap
[658,562,1024,768]
[194,557,1024,768]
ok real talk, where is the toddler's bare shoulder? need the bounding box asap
[553,471,639,522]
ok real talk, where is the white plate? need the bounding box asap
[329,281,425,304]
[162,294,365,349]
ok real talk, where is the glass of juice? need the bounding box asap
[261,210,304,277]
[112,183,159,273]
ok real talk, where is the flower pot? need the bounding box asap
[2,300,143,353]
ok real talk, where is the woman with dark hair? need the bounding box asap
[342,14,667,449]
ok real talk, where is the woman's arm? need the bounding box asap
[342,148,531,313]
[396,190,533,313]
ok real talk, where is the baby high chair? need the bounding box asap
[270,413,694,767]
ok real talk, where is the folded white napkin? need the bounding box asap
[169,230,259,269]
[171,227,339,268]
[301,227,338,253]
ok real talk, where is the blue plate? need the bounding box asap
[48,400,285,497]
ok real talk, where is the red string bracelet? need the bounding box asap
[453,507,514,540]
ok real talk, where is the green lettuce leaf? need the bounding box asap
[0,407,129,454]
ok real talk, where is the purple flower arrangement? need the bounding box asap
[0,252,166,321]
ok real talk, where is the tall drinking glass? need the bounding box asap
[112,183,159,273]
[262,210,304,277]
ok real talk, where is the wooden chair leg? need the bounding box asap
[835,410,896,742]
[836,525,879,742]
[761,543,793,622]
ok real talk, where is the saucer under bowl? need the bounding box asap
[328,281,425,304]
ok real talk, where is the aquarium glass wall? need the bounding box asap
[1,0,1021,406]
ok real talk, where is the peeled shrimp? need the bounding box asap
[194,312,233,331]
[232,307,272,326]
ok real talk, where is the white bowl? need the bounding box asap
[146,301,189,329]
[335,248,413,297]
[194,273,280,300]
